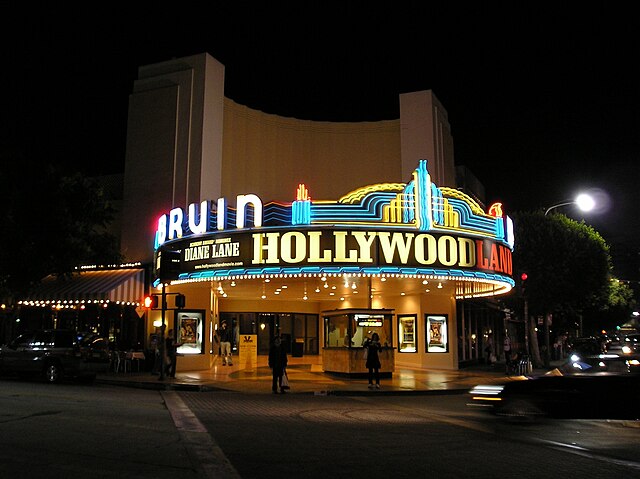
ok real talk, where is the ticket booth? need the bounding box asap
[322,309,395,377]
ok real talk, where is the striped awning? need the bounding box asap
[22,268,146,305]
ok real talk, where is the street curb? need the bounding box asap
[96,377,470,395]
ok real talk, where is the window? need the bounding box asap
[398,315,417,353]
[323,310,393,348]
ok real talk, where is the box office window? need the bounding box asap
[324,311,392,348]
[426,314,448,353]
[398,314,417,353]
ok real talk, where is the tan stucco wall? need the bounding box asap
[221,100,402,202]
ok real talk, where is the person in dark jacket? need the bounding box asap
[268,333,288,394]
[364,332,382,389]
[217,321,234,366]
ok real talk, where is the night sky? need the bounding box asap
[3,2,639,279]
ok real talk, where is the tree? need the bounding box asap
[0,157,121,302]
[511,211,612,366]
[582,278,636,335]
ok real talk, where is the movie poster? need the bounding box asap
[426,315,448,353]
[176,310,204,355]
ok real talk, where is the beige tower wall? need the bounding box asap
[400,90,456,187]
[121,54,225,263]
[121,53,456,263]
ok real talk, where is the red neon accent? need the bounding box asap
[488,202,503,217]
[521,273,528,281]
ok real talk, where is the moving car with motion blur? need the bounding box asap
[0,329,110,383]
[468,373,640,421]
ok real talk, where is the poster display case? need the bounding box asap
[175,310,205,355]
[426,314,448,353]
[398,314,417,353]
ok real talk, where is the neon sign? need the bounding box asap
[152,160,515,293]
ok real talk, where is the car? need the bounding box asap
[468,374,640,421]
[0,329,110,383]
[567,336,604,356]
[561,352,640,375]
[620,333,640,355]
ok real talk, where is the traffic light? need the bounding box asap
[156,250,181,282]
[175,294,186,309]
[520,272,528,296]
[144,294,159,309]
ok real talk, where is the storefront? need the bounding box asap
[16,265,147,351]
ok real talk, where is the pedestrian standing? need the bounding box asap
[503,333,512,373]
[217,321,233,365]
[503,333,512,358]
[364,332,382,389]
[165,329,180,378]
[484,339,494,365]
[149,333,161,375]
[269,333,288,394]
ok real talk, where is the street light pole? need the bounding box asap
[541,193,597,366]
[544,193,595,216]
[544,201,574,216]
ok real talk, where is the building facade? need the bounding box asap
[122,53,514,372]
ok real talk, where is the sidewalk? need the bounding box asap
[96,355,563,395]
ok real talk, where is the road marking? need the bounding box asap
[539,439,640,471]
[162,391,241,479]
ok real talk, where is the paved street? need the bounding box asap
[177,390,640,479]
[2,378,640,479]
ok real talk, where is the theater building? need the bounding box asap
[120,53,514,372]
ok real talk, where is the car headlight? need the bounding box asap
[622,346,632,354]
[570,353,580,362]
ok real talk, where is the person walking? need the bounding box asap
[364,332,382,389]
[217,321,233,366]
[268,333,288,394]
[165,329,180,378]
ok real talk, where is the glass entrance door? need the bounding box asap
[257,313,276,354]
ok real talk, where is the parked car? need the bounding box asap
[567,336,604,357]
[0,329,110,383]
[468,374,640,421]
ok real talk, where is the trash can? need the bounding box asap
[292,339,304,357]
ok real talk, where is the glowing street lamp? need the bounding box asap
[544,193,596,216]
